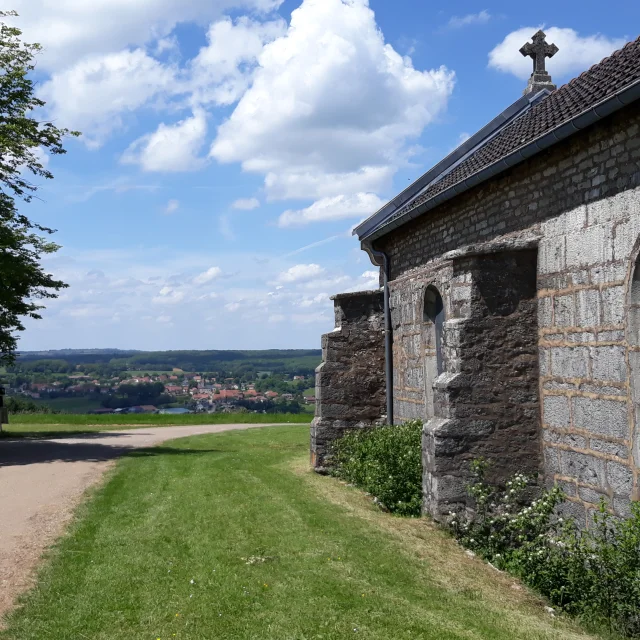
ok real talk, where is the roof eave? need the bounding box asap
[353,89,551,241]
[360,77,640,246]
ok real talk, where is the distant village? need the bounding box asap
[8,369,316,415]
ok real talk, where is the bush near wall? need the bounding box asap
[448,460,640,638]
[331,420,423,517]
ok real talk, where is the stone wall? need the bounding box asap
[375,101,640,522]
[390,249,541,518]
[311,290,386,471]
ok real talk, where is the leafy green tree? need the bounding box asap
[0,11,79,364]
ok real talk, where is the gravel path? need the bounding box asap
[0,423,281,622]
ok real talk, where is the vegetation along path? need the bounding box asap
[0,422,285,622]
[0,426,598,639]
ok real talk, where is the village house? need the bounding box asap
[312,33,640,526]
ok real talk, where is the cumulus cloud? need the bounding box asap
[9,0,284,72]
[121,110,208,171]
[275,264,326,284]
[152,286,185,304]
[210,0,455,201]
[41,49,176,148]
[193,267,223,285]
[232,197,261,210]
[278,193,384,227]
[489,27,626,81]
[189,16,286,106]
[164,199,180,214]
[447,10,491,29]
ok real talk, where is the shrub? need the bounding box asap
[331,420,423,516]
[5,396,57,414]
[448,460,640,637]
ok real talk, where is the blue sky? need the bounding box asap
[11,0,639,351]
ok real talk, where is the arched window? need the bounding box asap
[423,286,445,419]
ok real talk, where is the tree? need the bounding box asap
[0,11,79,364]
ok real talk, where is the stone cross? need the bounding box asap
[519,30,559,95]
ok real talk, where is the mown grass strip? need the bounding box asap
[1,412,311,438]
[1,426,598,640]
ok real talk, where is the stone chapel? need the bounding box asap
[311,31,640,526]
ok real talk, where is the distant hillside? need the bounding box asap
[15,349,322,376]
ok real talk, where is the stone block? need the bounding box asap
[572,397,628,439]
[561,450,606,487]
[550,347,589,378]
[575,288,600,327]
[538,237,565,274]
[606,461,634,496]
[590,438,628,459]
[565,225,612,268]
[541,205,587,238]
[553,294,574,327]
[538,296,553,328]
[601,286,626,325]
[543,395,571,428]
[579,485,607,505]
[591,346,627,382]
[565,434,588,449]
[589,262,627,285]
[543,445,562,474]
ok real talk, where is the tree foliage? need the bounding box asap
[0,11,79,364]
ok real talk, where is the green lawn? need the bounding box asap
[1,412,311,438]
[0,426,596,640]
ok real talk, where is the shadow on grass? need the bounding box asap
[1,430,121,440]
[0,437,224,468]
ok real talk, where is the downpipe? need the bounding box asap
[371,248,394,426]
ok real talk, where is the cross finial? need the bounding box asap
[519,30,559,95]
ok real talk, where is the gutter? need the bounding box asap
[370,248,394,426]
[360,77,640,245]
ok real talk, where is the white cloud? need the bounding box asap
[157,315,173,324]
[298,293,329,308]
[189,16,286,106]
[210,0,455,201]
[193,267,223,285]
[232,197,261,210]
[447,11,491,29]
[278,193,384,227]
[225,302,241,312]
[41,49,176,148]
[164,199,180,214]
[275,264,326,284]
[489,27,626,81]
[121,110,208,171]
[152,286,185,305]
[10,0,284,72]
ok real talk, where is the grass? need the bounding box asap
[1,426,597,640]
[1,412,311,438]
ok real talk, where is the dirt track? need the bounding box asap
[0,423,280,622]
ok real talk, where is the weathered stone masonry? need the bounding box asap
[378,103,640,525]
[310,291,386,471]
[312,34,640,526]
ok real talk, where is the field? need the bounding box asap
[1,413,312,437]
[0,426,596,640]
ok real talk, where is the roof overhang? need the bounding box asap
[354,78,640,247]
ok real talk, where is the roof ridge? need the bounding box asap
[356,33,640,242]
